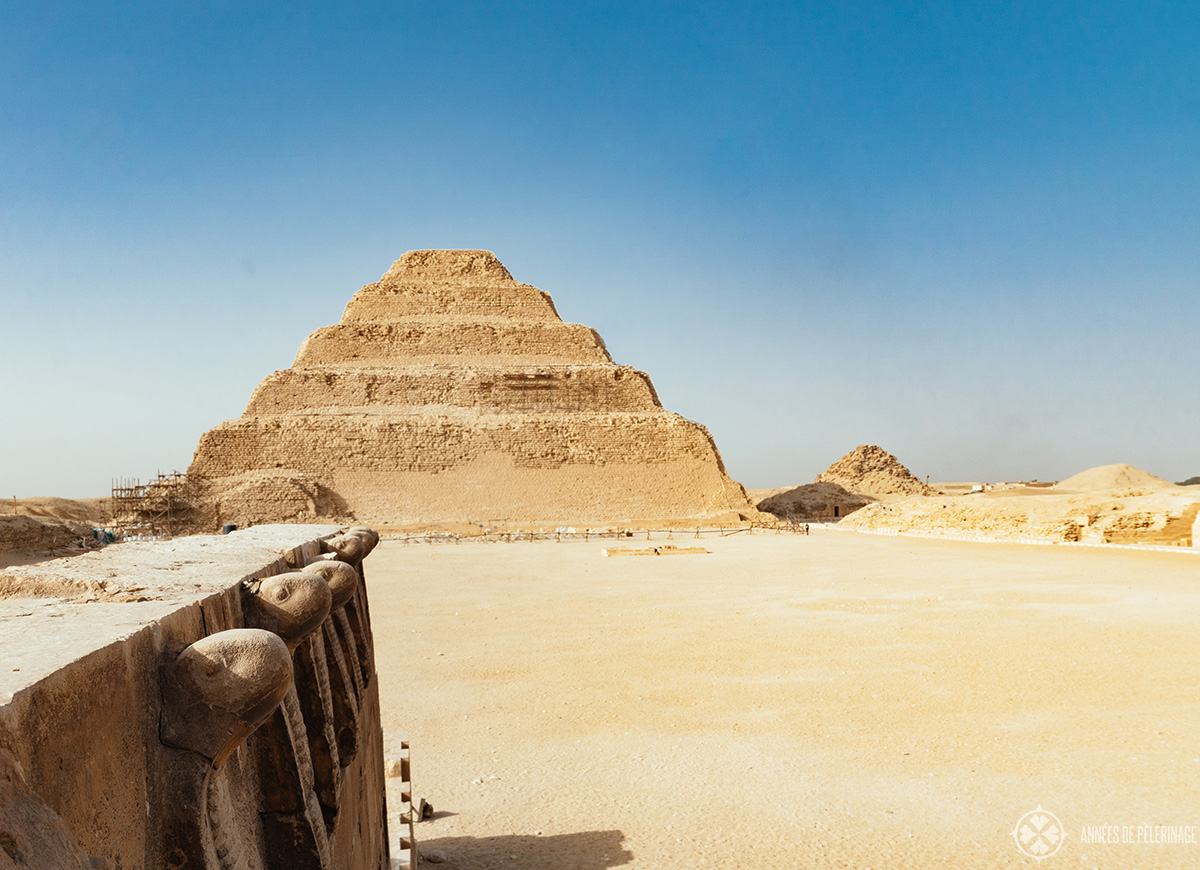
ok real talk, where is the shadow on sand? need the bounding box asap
[415,829,631,869]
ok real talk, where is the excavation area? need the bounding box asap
[371,530,1200,868]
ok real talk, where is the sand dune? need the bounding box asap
[1054,463,1175,492]
[0,496,108,523]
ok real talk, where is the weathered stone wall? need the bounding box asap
[374,248,512,283]
[294,322,611,367]
[191,414,744,523]
[244,365,662,416]
[0,526,388,870]
[343,281,561,323]
[194,413,721,476]
[188,250,756,527]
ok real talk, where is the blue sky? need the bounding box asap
[2,1,1197,496]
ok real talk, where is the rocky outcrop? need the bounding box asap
[840,488,1200,546]
[752,482,872,520]
[189,251,753,528]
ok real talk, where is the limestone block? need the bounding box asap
[0,527,389,870]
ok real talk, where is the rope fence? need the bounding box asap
[383,519,833,546]
[381,520,1197,553]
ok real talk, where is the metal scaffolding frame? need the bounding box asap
[110,470,200,538]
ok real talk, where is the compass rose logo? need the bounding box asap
[1013,806,1067,860]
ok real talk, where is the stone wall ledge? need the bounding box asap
[0,525,341,703]
[0,524,389,870]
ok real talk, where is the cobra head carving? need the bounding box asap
[242,572,333,650]
[346,526,379,554]
[160,628,293,768]
[301,560,359,610]
[322,533,365,564]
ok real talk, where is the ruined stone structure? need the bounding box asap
[188,250,753,528]
[814,444,934,498]
[0,526,392,869]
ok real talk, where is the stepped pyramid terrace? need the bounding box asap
[188,250,755,528]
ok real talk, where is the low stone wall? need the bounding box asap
[0,525,389,870]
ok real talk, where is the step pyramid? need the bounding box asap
[188,250,754,527]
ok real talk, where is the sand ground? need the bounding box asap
[370,529,1200,869]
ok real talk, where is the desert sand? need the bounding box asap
[370,530,1200,868]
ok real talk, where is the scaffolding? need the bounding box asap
[110,470,201,538]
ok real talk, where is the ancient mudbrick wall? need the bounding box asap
[0,526,389,870]
[188,250,755,526]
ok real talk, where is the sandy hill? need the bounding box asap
[0,515,94,557]
[0,497,109,523]
[1054,463,1176,493]
[815,445,934,498]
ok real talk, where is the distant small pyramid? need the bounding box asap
[814,445,934,497]
[1054,463,1175,492]
[188,250,754,527]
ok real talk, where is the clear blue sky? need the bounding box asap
[2,1,1197,497]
